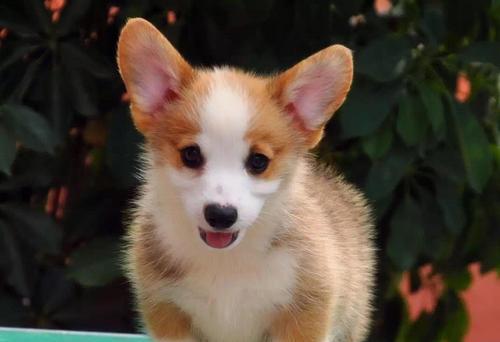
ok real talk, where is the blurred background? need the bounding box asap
[0,0,499,341]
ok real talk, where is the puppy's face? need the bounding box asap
[117,19,353,250]
[145,71,295,250]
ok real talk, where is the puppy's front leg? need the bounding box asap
[269,303,332,342]
[142,301,196,342]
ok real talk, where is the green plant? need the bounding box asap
[0,0,498,340]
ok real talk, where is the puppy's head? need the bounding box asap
[117,19,352,250]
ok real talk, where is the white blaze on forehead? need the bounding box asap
[197,70,251,201]
[195,70,282,198]
[199,69,251,145]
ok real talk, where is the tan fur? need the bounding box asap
[268,163,375,341]
[142,301,192,340]
[270,218,334,342]
[117,19,193,135]
[147,74,212,169]
[130,219,185,283]
[118,18,375,342]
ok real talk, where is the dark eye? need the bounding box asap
[246,153,270,175]
[180,145,204,169]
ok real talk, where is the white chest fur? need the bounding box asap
[162,249,297,342]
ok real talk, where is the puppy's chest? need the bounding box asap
[167,250,297,342]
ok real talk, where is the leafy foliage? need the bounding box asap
[0,0,498,340]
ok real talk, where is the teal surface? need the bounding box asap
[0,328,151,342]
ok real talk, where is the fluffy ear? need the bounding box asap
[117,18,192,134]
[271,45,353,147]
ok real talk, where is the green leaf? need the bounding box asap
[0,5,37,36]
[333,0,364,16]
[420,7,445,46]
[399,312,439,342]
[0,152,54,192]
[415,184,452,261]
[444,1,483,40]
[426,146,465,183]
[106,106,143,188]
[387,195,424,270]
[64,195,118,244]
[49,64,69,143]
[365,147,415,200]
[445,269,472,291]
[0,219,31,297]
[356,36,413,82]
[1,104,57,153]
[0,293,31,325]
[0,124,16,175]
[339,82,400,138]
[65,66,98,117]
[459,42,500,67]
[362,124,393,160]
[0,204,62,254]
[417,83,444,134]
[450,103,493,192]
[39,268,76,315]
[10,51,47,101]
[56,0,93,37]
[440,294,469,342]
[0,42,41,74]
[435,178,465,235]
[480,240,500,273]
[66,238,122,287]
[372,195,393,220]
[60,43,113,79]
[23,0,51,34]
[396,96,428,146]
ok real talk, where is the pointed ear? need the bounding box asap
[271,45,353,148]
[117,18,193,134]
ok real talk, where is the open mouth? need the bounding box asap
[198,227,239,249]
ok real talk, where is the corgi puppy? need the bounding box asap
[117,18,375,342]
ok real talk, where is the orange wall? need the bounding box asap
[401,263,500,341]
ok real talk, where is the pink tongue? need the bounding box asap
[205,231,233,249]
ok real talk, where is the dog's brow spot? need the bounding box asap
[216,185,223,194]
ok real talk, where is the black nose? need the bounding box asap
[204,204,238,230]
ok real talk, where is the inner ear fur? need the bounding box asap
[270,45,353,148]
